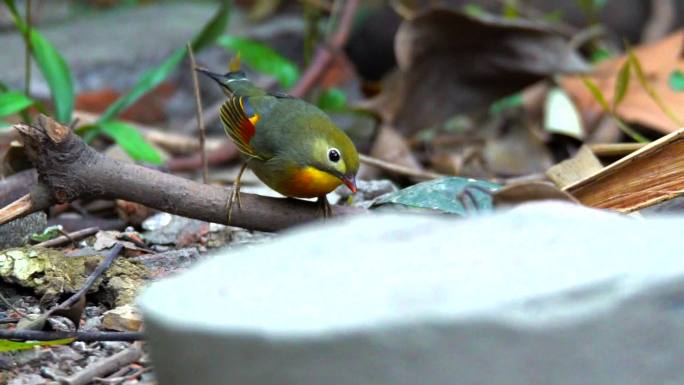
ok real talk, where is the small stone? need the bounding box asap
[100,341,129,353]
[0,212,47,249]
[102,305,143,332]
[47,316,76,332]
[51,346,82,362]
[12,348,48,366]
[142,212,174,231]
[8,374,47,385]
[71,341,87,353]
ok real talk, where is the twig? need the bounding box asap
[0,329,143,341]
[51,243,124,313]
[95,366,152,384]
[93,367,130,383]
[0,115,361,232]
[73,110,225,156]
[23,0,31,97]
[0,193,34,224]
[165,140,239,172]
[642,0,675,43]
[588,142,646,157]
[60,344,143,385]
[359,154,445,180]
[187,43,209,184]
[0,317,20,324]
[290,0,359,97]
[0,291,25,317]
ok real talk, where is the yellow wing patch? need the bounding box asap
[219,97,261,159]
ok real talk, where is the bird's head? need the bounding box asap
[305,121,360,193]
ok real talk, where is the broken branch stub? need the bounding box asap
[5,115,359,231]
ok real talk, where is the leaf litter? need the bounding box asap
[3,0,684,383]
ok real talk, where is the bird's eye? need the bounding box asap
[328,148,341,163]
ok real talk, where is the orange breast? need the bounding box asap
[282,166,342,198]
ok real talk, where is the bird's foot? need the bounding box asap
[226,163,248,223]
[316,196,333,219]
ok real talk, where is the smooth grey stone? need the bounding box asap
[139,202,684,385]
[0,212,46,249]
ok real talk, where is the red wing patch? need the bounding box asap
[219,97,261,158]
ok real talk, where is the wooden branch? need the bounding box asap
[61,345,143,385]
[0,330,143,341]
[0,193,34,224]
[0,115,360,232]
[565,127,684,212]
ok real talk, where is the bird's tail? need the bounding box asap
[196,55,266,98]
[219,71,266,97]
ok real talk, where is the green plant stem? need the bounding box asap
[23,0,31,97]
[628,49,684,127]
[20,0,32,123]
[612,116,649,143]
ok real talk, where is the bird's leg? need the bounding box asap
[316,196,333,219]
[227,162,248,223]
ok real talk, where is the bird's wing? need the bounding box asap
[219,96,264,159]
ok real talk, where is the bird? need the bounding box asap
[197,66,359,220]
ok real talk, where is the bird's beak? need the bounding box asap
[195,67,225,84]
[341,175,357,193]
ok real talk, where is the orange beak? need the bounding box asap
[342,175,357,193]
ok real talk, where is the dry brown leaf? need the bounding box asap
[566,127,684,212]
[561,31,684,134]
[546,145,603,189]
[369,125,424,170]
[493,182,579,208]
[370,8,587,136]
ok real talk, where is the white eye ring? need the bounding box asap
[328,148,341,163]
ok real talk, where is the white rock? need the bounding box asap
[102,305,143,332]
[139,202,684,385]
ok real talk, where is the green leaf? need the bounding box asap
[98,0,230,123]
[99,121,162,164]
[0,91,34,117]
[192,0,230,52]
[4,0,74,124]
[98,48,186,123]
[372,177,501,216]
[580,76,610,111]
[613,60,631,109]
[489,92,524,115]
[544,88,584,139]
[216,35,300,88]
[590,47,613,63]
[0,338,74,352]
[581,76,648,143]
[30,225,63,243]
[669,70,684,92]
[578,0,607,13]
[502,0,519,18]
[463,4,487,17]
[316,88,347,111]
